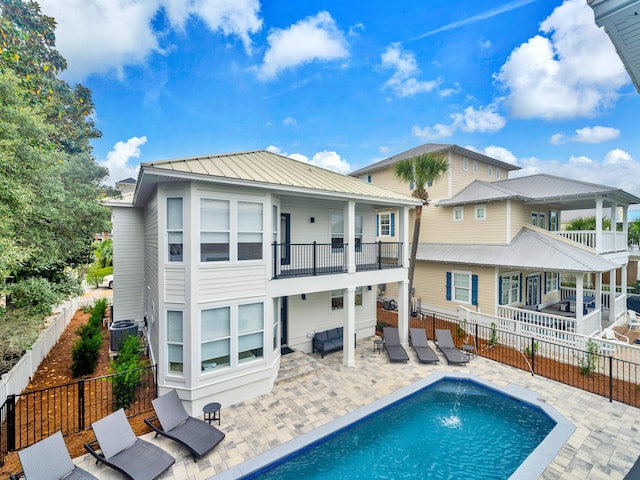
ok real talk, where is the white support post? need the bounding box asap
[595,272,602,312]
[576,274,584,335]
[346,201,356,274]
[343,286,356,367]
[397,280,409,345]
[609,268,617,323]
[595,196,603,254]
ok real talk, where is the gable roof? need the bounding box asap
[416,226,619,273]
[436,173,640,209]
[134,150,420,206]
[350,143,521,176]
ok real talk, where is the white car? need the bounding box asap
[101,274,113,289]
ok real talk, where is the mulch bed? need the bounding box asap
[0,308,153,475]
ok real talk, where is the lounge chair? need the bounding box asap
[144,389,225,461]
[84,408,175,480]
[435,329,469,365]
[409,328,439,364]
[382,327,409,363]
[628,310,640,330]
[11,431,98,480]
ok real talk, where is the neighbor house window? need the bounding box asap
[546,273,558,293]
[453,272,471,303]
[531,211,538,226]
[331,290,344,310]
[355,286,363,306]
[377,212,394,237]
[201,307,231,371]
[238,201,263,260]
[472,160,478,174]
[501,272,520,305]
[167,310,184,375]
[238,302,264,364]
[496,168,501,179]
[453,207,464,221]
[331,213,344,250]
[487,165,493,177]
[475,205,486,220]
[167,198,183,262]
[200,199,230,262]
[355,215,363,252]
[549,210,558,231]
[537,212,546,229]
[462,158,468,171]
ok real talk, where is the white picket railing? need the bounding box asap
[0,296,97,410]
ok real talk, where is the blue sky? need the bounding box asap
[38,0,640,197]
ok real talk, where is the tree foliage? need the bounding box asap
[566,216,611,231]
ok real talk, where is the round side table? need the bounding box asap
[203,402,221,425]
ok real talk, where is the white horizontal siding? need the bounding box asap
[113,207,145,322]
[198,265,267,302]
[165,268,186,302]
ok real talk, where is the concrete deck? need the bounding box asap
[74,336,640,479]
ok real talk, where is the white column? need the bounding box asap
[343,286,356,367]
[400,206,410,268]
[397,280,409,345]
[595,196,603,254]
[345,201,356,274]
[609,268,617,323]
[595,272,602,312]
[576,274,584,335]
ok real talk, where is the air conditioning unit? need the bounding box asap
[109,320,138,352]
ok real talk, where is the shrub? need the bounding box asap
[577,340,599,377]
[85,265,112,288]
[6,277,63,316]
[110,334,144,409]
[70,301,105,377]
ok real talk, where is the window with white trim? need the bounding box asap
[167,198,183,262]
[549,210,558,231]
[496,168,501,179]
[238,303,264,364]
[273,303,279,351]
[355,286,363,306]
[378,213,391,236]
[546,273,558,292]
[201,307,230,371]
[453,272,471,303]
[472,160,478,174]
[487,165,493,177]
[167,310,184,375]
[238,201,263,260]
[537,212,546,229]
[501,272,520,305]
[475,205,486,220]
[462,158,468,171]
[331,290,344,310]
[201,199,229,262]
[331,213,344,250]
[453,207,464,221]
[355,215,363,252]
[531,211,538,226]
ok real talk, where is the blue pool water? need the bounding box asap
[244,378,556,480]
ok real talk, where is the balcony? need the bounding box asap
[553,230,628,254]
[272,242,403,279]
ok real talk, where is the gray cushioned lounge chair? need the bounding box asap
[11,431,97,480]
[84,408,175,480]
[435,329,469,365]
[383,327,409,363]
[144,389,225,461]
[410,328,439,364]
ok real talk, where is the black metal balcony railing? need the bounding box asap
[272,242,402,279]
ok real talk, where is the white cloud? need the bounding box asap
[550,126,620,144]
[412,105,506,139]
[482,146,518,166]
[99,136,148,186]
[550,133,565,145]
[495,0,629,120]
[265,145,350,173]
[283,116,297,126]
[256,11,349,81]
[38,0,262,82]
[604,148,633,165]
[381,43,439,97]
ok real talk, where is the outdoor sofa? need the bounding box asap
[312,327,344,358]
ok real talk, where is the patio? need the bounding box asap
[72,336,640,479]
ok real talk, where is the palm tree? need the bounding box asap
[566,216,611,231]
[394,153,449,312]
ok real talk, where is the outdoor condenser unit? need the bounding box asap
[109,320,138,352]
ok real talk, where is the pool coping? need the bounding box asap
[209,371,575,480]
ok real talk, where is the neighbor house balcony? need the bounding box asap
[553,230,628,254]
[272,241,403,279]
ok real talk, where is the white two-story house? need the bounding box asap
[106,150,419,413]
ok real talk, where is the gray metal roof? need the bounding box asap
[350,143,521,176]
[589,0,640,93]
[437,173,640,208]
[136,150,420,206]
[415,226,619,272]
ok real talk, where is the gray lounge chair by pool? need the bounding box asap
[410,328,439,364]
[84,408,175,480]
[144,389,225,461]
[383,327,409,363]
[11,431,97,480]
[435,329,469,365]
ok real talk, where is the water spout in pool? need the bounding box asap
[439,380,465,428]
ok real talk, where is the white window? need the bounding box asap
[462,158,468,171]
[549,210,558,231]
[453,207,464,221]
[355,215,363,252]
[238,201,263,260]
[546,273,558,292]
[201,199,229,262]
[487,165,493,178]
[501,273,520,305]
[475,205,486,220]
[238,303,264,364]
[453,272,471,303]
[496,168,501,179]
[537,212,546,229]
[273,303,279,351]
[201,307,230,371]
[331,290,344,310]
[531,211,538,226]
[472,160,478,174]
[331,213,344,250]
[167,310,184,375]
[355,286,363,306]
[378,213,391,236]
[167,198,183,262]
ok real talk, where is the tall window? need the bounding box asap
[238,303,264,363]
[531,211,538,226]
[546,272,558,292]
[487,165,493,177]
[462,158,468,171]
[331,290,344,310]
[472,160,478,174]
[355,286,363,306]
[496,168,501,179]
[501,273,520,305]
[238,202,263,260]
[378,213,391,236]
[331,213,344,250]
[167,311,183,375]
[453,272,471,303]
[355,215,363,252]
[201,307,230,371]
[537,212,546,229]
[549,210,558,231]
[273,303,279,351]
[167,198,183,262]
[200,199,229,262]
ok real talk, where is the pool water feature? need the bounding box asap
[214,372,575,480]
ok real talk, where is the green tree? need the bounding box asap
[566,216,611,231]
[94,239,113,268]
[628,219,640,246]
[394,153,449,309]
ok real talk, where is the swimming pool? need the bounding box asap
[213,372,575,480]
